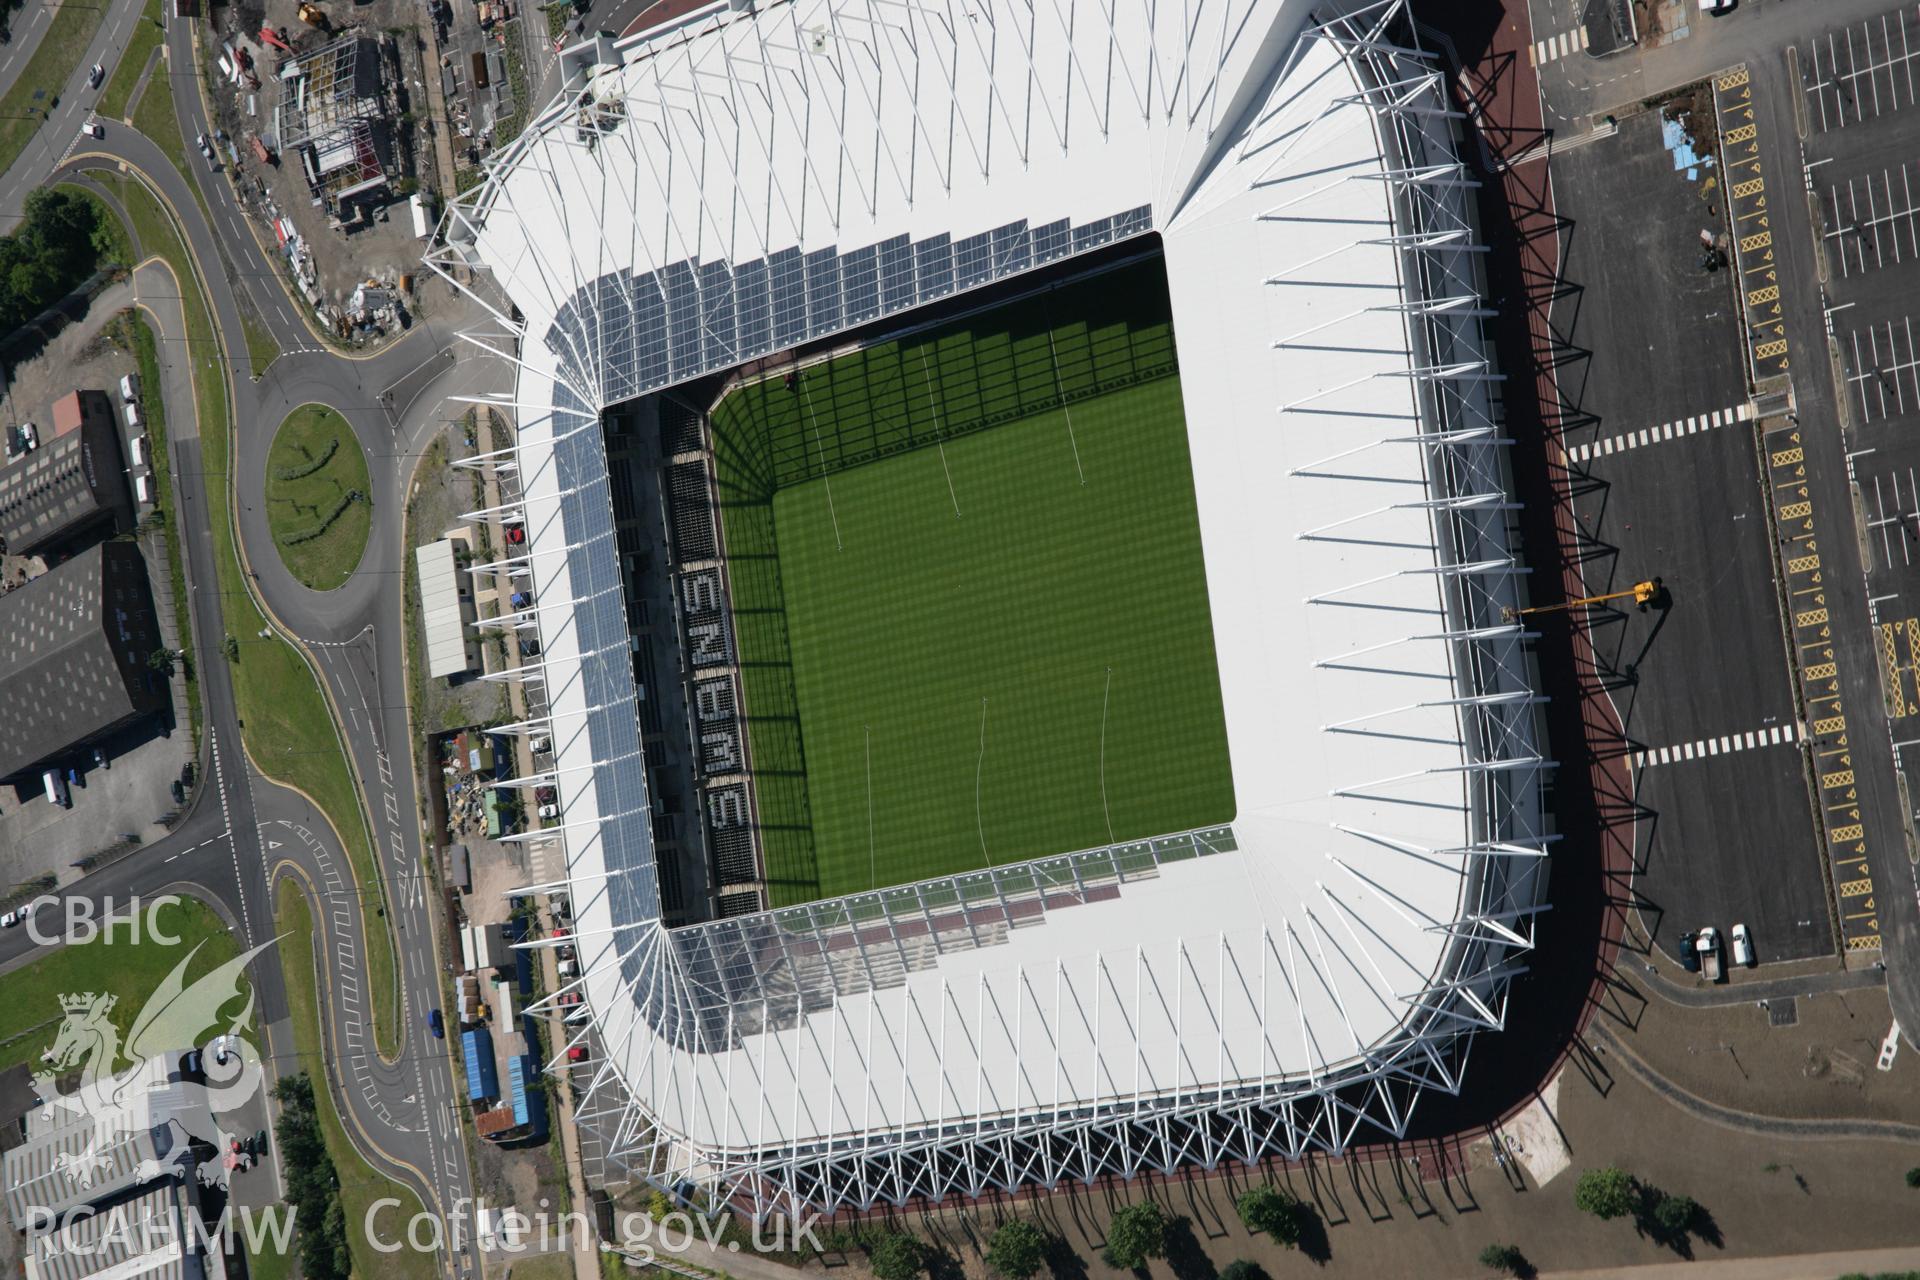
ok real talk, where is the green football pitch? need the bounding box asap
[711,259,1233,906]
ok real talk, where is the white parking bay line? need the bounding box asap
[1632,721,1805,770]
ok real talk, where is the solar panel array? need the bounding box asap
[544,209,1153,408]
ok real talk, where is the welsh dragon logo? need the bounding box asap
[33,939,276,1191]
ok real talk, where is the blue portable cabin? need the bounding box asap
[462,1027,499,1101]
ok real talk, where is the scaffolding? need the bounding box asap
[273,34,389,210]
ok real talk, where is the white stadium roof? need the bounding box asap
[430,0,1550,1213]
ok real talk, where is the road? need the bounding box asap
[1522,0,1920,1045]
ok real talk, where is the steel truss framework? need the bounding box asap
[426,0,1550,1219]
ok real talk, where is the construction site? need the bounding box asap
[189,0,436,343]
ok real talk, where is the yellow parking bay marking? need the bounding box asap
[1767,426,1879,950]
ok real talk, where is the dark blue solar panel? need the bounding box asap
[991,221,1030,277]
[841,244,878,325]
[953,231,993,288]
[770,247,806,349]
[877,234,914,310]
[734,259,772,357]
[1032,218,1071,262]
[662,261,701,381]
[699,260,737,367]
[915,234,953,299]
[804,248,842,337]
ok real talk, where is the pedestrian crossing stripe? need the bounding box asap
[1631,721,1804,770]
[1567,403,1755,463]
[1530,27,1590,66]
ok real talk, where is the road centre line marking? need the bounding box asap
[1568,402,1753,462]
[1632,721,1804,769]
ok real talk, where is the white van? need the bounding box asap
[42,769,70,808]
[122,402,142,430]
[119,372,140,403]
[128,435,146,466]
[134,473,152,504]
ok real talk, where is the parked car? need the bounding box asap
[87,62,103,88]
[566,1045,588,1063]
[535,786,556,805]
[91,747,107,771]
[1731,922,1754,967]
[1678,930,1700,972]
[529,735,551,754]
[427,1008,444,1038]
[504,525,526,544]
[0,911,17,928]
[19,422,37,451]
[170,780,186,806]
[537,803,558,820]
[519,637,540,658]
[65,766,82,790]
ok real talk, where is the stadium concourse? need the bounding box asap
[428,0,1552,1217]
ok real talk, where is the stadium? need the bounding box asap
[426,0,1551,1217]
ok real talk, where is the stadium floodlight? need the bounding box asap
[432,0,1550,1217]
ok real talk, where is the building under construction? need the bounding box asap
[273,34,394,220]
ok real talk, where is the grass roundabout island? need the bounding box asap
[266,404,372,592]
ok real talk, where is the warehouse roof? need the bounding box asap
[415,539,471,678]
[0,543,161,778]
[0,393,124,556]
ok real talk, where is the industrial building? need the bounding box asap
[0,391,126,557]
[432,0,1548,1216]
[0,542,165,780]
[415,537,475,678]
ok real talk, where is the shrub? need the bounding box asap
[272,435,340,481]
[1234,1184,1303,1247]
[867,1231,924,1280]
[1218,1263,1266,1280]
[275,489,367,545]
[1102,1201,1169,1270]
[1907,1167,1920,1189]
[1573,1166,1636,1220]
[1478,1244,1525,1274]
[984,1220,1049,1280]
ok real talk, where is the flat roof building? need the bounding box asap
[416,538,474,678]
[0,391,126,557]
[0,543,166,780]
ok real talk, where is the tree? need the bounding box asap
[1651,1193,1695,1235]
[1102,1201,1169,1270]
[867,1231,924,1280]
[1907,1166,1920,1189]
[984,1220,1049,1280]
[1234,1184,1304,1247]
[1573,1167,1636,1220]
[148,648,173,673]
[1478,1244,1526,1274]
[1218,1263,1266,1280]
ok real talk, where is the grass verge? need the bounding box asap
[275,883,438,1280]
[98,0,164,121]
[0,0,107,174]
[0,896,243,1071]
[266,403,372,591]
[88,166,401,1060]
